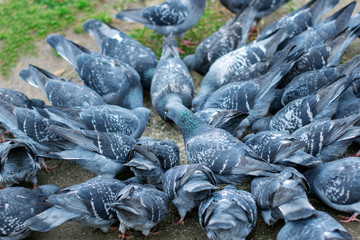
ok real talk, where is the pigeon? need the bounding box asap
[25,176,127,232]
[151,37,194,120]
[279,26,360,88]
[194,108,248,136]
[107,183,168,237]
[333,89,360,120]
[304,157,360,223]
[164,102,278,184]
[48,125,136,163]
[83,19,158,89]
[114,0,206,40]
[251,167,314,225]
[192,29,291,112]
[270,74,356,134]
[0,185,59,240]
[0,100,73,154]
[256,0,339,43]
[44,104,150,139]
[244,131,322,169]
[220,0,290,20]
[125,137,180,188]
[198,185,257,240]
[183,6,256,75]
[291,114,360,162]
[19,64,106,107]
[0,88,44,109]
[162,164,217,225]
[277,210,352,240]
[281,54,360,106]
[46,34,143,109]
[201,61,294,137]
[0,139,41,187]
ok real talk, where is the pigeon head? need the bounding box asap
[192,93,211,112]
[33,184,60,201]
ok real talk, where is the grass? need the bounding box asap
[0,0,229,77]
[127,0,229,58]
[0,0,114,77]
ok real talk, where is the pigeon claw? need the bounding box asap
[118,232,134,240]
[339,213,360,223]
[172,217,185,226]
[40,159,58,173]
[180,38,197,47]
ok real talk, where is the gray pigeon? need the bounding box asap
[107,183,168,237]
[46,34,143,109]
[256,0,339,43]
[192,29,291,112]
[114,0,206,39]
[304,157,360,223]
[162,164,217,225]
[291,114,360,162]
[83,19,158,89]
[221,0,290,20]
[270,74,356,134]
[202,61,294,137]
[0,101,73,154]
[281,55,360,106]
[44,104,150,139]
[0,139,41,187]
[194,108,248,136]
[251,167,314,225]
[125,137,180,188]
[183,6,256,75]
[0,185,59,240]
[164,102,278,184]
[198,185,257,240]
[19,64,106,107]
[151,37,194,120]
[24,176,126,232]
[277,210,352,240]
[244,131,322,169]
[0,88,44,109]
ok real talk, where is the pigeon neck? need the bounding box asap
[173,108,208,142]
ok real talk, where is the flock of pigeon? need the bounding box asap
[0,0,360,239]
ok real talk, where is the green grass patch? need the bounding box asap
[127,0,229,58]
[0,0,114,77]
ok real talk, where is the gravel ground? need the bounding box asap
[0,0,359,239]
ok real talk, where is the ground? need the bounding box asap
[0,0,359,239]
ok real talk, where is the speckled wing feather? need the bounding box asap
[0,88,44,108]
[142,1,188,26]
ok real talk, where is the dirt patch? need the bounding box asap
[0,0,359,239]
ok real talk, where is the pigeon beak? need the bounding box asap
[164,111,168,121]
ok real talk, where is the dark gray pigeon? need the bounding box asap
[125,137,180,189]
[0,185,59,240]
[304,157,360,223]
[46,34,143,109]
[0,88,44,109]
[192,29,290,112]
[114,0,206,39]
[244,131,321,169]
[44,104,150,139]
[164,102,278,184]
[107,183,168,237]
[183,6,256,75]
[19,64,106,107]
[151,37,194,120]
[83,19,158,89]
[202,61,294,137]
[48,125,136,163]
[162,164,217,225]
[194,108,248,136]
[0,101,73,154]
[0,139,41,187]
[25,176,126,232]
[251,167,314,225]
[277,210,352,240]
[198,185,257,240]
[270,74,356,134]
[221,0,290,19]
[281,54,360,106]
[291,114,360,162]
[256,0,339,43]
[333,89,360,120]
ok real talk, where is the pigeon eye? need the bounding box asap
[165,108,169,112]
[193,104,197,107]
